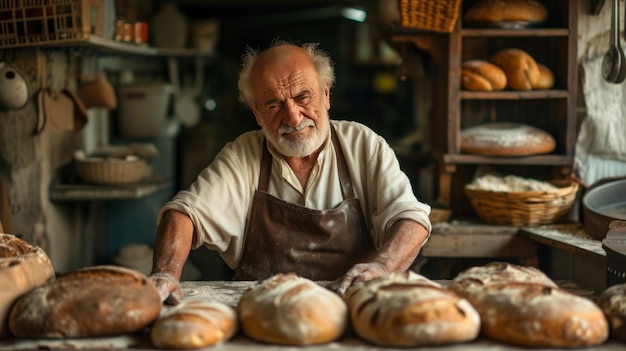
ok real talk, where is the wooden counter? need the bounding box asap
[2,280,624,350]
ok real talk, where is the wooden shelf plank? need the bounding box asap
[49,177,172,201]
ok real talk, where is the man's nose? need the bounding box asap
[282,100,303,127]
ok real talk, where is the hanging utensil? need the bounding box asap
[602,0,625,83]
[0,61,29,110]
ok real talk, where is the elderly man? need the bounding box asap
[149,40,431,304]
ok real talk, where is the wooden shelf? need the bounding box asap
[443,154,574,166]
[49,177,172,201]
[461,28,570,37]
[7,35,215,58]
[460,90,570,100]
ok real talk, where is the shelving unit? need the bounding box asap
[390,0,578,215]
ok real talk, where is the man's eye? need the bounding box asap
[266,103,280,111]
[295,95,311,104]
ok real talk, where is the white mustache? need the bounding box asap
[278,119,315,134]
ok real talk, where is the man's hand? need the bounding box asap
[149,271,183,305]
[327,219,430,295]
[326,261,388,295]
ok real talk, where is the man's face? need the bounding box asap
[249,47,331,158]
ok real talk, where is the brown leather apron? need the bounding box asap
[233,127,375,281]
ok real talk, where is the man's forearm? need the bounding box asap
[373,219,430,272]
[151,210,195,280]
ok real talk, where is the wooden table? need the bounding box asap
[2,280,625,350]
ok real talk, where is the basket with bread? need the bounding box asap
[464,174,579,226]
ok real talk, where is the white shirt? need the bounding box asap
[159,120,431,269]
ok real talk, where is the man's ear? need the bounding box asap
[324,84,331,110]
[249,102,263,126]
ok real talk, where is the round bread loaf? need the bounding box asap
[237,272,347,345]
[467,282,608,347]
[534,63,555,89]
[343,271,480,347]
[490,48,540,90]
[460,122,556,156]
[464,0,548,24]
[0,234,55,337]
[597,283,626,342]
[461,60,507,91]
[9,265,162,338]
[447,261,556,298]
[150,299,237,349]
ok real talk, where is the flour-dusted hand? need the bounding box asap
[326,261,389,295]
[149,271,183,305]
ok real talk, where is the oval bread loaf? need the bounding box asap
[468,282,608,347]
[490,48,540,90]
[150,299,237,349]
[237,272,348,345]
[0,234,55,337]
[9,265,162,338]
[464,0,548,24]
[343,271,480,347]
[597,283,626,342]
[534,63,555,89]
[448,262,608,347]
[461,60,507,91]
[460,122,556,156]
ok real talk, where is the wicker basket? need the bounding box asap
[398,0,462,32]
[75,157,147,185]
[0,0,104,48]
[464,180,579,226]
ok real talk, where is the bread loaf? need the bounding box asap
[237,272,347,345]
[597,283,626,342]
[534,63,555,89]
[464,0,548,24]
[448,262,609,347]
[150,299,237,349]
[0,234,55,338]
[461,60,507,91]
[460,122,556,156]
[447,261,556,297]
[343,271,480,347]
[9,265,162,338]
[490,48,540,90]
[467,282,608,347]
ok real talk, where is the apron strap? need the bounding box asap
[257,124,355,199]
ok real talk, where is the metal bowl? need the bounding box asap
[582,178,626,240]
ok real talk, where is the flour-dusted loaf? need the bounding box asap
[449,262,608,347]
[461,60,507,91]
[490,48,540,90]
[150,299,237,349]
[597,283,626,342]
[460,122,556,156]
[343,271,480,347]
[0,234,55,338]
[9,265,162,338]
[237,272,348,345]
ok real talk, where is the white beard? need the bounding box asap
[265,118,325,158]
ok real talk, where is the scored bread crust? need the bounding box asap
[150,299,237,349]
[464,0,548,23]
[343,271,480,347]
[461,60,507,91]
[237,273,348,345]
[597,284,626,342]
[9,265,162,338]
[447,261,557,298]
[490,48,540,91]
[469,282,608,347]
[534,63,555,89]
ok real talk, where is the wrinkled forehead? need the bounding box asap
[250,46,320,92]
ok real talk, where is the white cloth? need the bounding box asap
[159,120,432,269]
[575,56,626,186]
